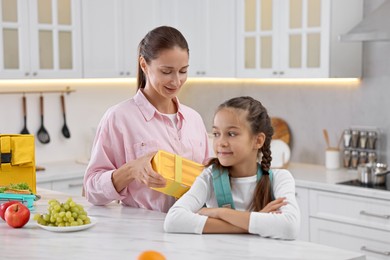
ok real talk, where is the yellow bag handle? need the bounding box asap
[0,135,12,172]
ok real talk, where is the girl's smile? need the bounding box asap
[212,107,262,177]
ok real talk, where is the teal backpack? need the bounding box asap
[211,164,273,209]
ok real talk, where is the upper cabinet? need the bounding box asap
[82,0,161,78]
[82,0,236,79]
[160,0,236,78]
[1,1,362,80]
[236,0,363,78]
[0,0,82,79]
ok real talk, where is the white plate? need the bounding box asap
[37,216,97,232]
[270,139,291,168]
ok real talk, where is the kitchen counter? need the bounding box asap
[287,163,390,200]
[36,160,87,183]
[0,188,366,260]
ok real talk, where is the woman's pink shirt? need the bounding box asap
[84,90,211,212]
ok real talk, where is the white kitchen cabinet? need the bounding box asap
[0,0,82,79]
[236,0,363,78]
[295,186,309,241]
[82,0,236,78]
[38,177,83,196]
[160,0,235,78]
[311,219,390,260]
[36,161,86,196]
[82,0,160,78]
[309,189,390,259]
[51,177,83,196]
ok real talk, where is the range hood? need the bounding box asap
[339,0,390,42]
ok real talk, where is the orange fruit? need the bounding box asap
[137,250,166,260]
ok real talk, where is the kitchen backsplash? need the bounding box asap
[0,69,389,167]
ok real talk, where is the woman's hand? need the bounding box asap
[259,197,287,214]
[112,152,166,192]
[130,152,167,187]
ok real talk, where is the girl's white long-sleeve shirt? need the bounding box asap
[164,166,300,239]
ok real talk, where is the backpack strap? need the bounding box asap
[212,166,235,209]
[212,164,273,209]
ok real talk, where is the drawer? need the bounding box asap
[37,182,52,190]
[51,178,83,196]
[311,218,390,260]
[295,187,310,241]
[309,190,390,231]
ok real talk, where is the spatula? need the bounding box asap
[20,96,30,134]
[60,94,71,138]
[37,95,50,144]
[323,129,330,148]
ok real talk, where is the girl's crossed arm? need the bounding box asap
[198,197,287,232]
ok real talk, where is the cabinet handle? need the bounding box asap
[32,72,37,76]
[361,246,390,256]
[68,183,83,188]
[279,71,284,75]
[25,72,30,76]
[126,72,130,76]
[360,210,390,219]
[272,71,277,75]
[119,72,124,76]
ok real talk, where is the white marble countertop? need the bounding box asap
[0,188,365,260]
[287,163,390,200]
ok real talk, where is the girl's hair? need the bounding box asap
[208,96,274,211]
[137,26,189,90]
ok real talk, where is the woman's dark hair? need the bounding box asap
[208,96,274,211]
[137,26,189,90]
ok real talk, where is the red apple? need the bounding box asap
[4,202,30,228]
[0,201,19,221]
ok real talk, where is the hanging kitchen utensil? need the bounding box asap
[323,129,330,148]
[20,95,30,134]
[60,94,71,138]
[37,95,50,144]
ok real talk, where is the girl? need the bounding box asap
[84,26,211,212]
[164,96,300,239]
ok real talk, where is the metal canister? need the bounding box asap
[343,129,351,148]
[359,131,367,149]
[351,130,359,148]
[343,150,351,168]
[351,150,359,168]
[367,131,377,150]
[368,152,377,163]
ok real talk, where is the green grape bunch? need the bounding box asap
[34,198,91,227]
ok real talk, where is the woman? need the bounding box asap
[84,26,211,212]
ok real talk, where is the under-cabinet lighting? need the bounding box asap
[0,77,360,88]
[186,77,361,86]
[0,78,136,87]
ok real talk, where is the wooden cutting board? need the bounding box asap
[271,117,291,145]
